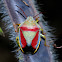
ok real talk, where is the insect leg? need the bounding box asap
[16,36,21,52]
[16,24,21,26]
[40,28,46,35]
[13,23,18,32]
[16,36,19,45]
[17,48,21,52]
[13,23,21,32]
[40,34,50,47]
[40,34,46,40]
[35,17,39,23]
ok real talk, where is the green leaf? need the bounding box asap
[0,27,5,37]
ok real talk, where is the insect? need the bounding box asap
[14,5,49,54]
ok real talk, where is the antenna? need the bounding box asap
[15,10,26,19]
[33,12,42,18]
[16,5,27,18]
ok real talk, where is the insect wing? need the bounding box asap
[31,31,40,49]
[19,29,27,48]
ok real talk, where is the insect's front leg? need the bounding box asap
[40,34,50,47]
[35,17,39,23]
[13,23,20,32]
[16,24,21,32]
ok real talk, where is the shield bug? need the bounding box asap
[15,5,48,54]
